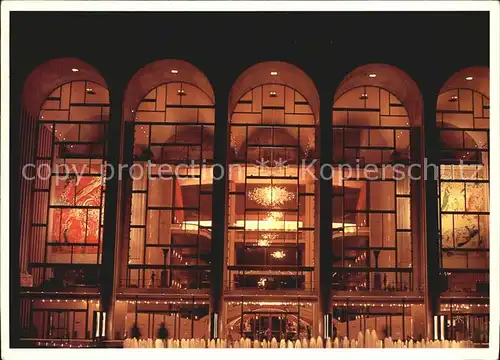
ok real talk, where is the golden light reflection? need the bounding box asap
[271,250,286,259]
[248,185,295,207]
[179,220,359,232]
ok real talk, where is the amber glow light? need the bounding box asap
[256,233,277,247]
[271,250,286,259]
[180,220,356,232]
[248,185,295,207]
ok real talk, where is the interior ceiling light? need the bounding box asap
[177,89,186,96]
[271,250,286,259]
[368,73,377,78]
[465,76,473,81]
[257,238,271,247]
[71,68,79,72]
[171,69,179,74]
[449,95,458,102]
[270,71,278,76]
[266,211,284,221]
[256,233,277,247]
[269,91,278,97]
[359,93,368,100]
[86,87,95,95]
[248,185,295,207]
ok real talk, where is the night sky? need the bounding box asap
[9,11,489,92]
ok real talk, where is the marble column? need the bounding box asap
[209,84,230,338]
[422,90,441,339]
[99,80,126,341]
[318,86,334,338]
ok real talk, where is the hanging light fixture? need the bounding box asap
[266,211,283,221]
[256,233,277,247]
[248,185,294,207]
[271,250,286,259]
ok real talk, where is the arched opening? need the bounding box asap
[225,61,319,341]
[436,67,490,343]
[20,58,109,341]
[118,60,214,340]
[331,64,424,340]
[225,302,313,342]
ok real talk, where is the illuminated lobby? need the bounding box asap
[7,12,490,348]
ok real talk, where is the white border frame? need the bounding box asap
[1,2,499,360]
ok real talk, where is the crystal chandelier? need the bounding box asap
[256,233,277,247]
[265,211,283,221]
[271,250,286,259]
[248,185,295,207]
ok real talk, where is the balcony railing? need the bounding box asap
[123,265,210,290]
[332,268,413,292]
[226,265,315,292]
[439,270,489,293]
[24,263,100,289]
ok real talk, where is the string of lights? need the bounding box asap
[39,299,209,305]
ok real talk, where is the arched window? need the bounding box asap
[119,60,214,340]
[332,85,412,292]
[436,68,489,343]
[126,81,215,292]
[30,80,109,287]
[437,88,489,286]
[228,83,316,290]
[225,61,319,341]
[331,64,423,340]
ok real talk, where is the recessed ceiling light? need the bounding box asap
[171,69,179,74]
[465,76,473,81]
[71,68,79,72]
[368,73,377,78]
[270,71,278,76]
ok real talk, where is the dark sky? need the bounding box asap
[10,11,489,91]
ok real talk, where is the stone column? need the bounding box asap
[422,90,441,339]
[99,79,126,342]
[209,84,230,339]
[318,86,334,338]
[10,84,24,347]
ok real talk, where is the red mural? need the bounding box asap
[51,176,103,254]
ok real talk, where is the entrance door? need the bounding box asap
[241,311,300,341]
[46,311,69,339]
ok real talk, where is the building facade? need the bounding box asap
[8,12,490,347]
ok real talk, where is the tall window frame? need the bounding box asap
[126,81,215,291]
[29,80,110,288]
[436,88,490,294]
[227,83,317,292]
[332,85,414,292]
